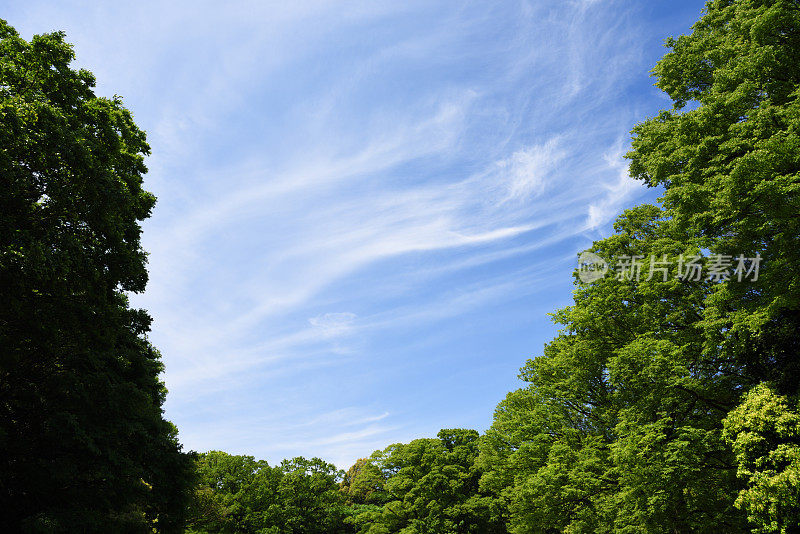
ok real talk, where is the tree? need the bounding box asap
[348,429,506,534]
[480,206,747,533]
[0,20,193,531]
[627,0,800,396]
[723,384,800,534]
[340,458,387,506]
[188,451,267,533]
[480,0,800,531]
[187,452,352,534]
[275,457,351,534]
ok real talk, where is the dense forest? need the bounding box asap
[2,0,799,532]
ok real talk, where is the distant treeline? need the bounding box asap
[186,430,502,533]
[2,0,800,532]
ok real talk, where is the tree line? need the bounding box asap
[1,0,799,532]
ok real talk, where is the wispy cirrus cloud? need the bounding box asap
[7,0,704,467]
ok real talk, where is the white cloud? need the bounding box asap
[309,312,358,338]
[586,141,646,229]
[498,138,566,202]
[7,0,669,467]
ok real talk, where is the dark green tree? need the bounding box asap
[0,20,193,531]
[188,452,352,534]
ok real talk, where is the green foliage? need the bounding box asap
[187,452,352,534]
[723,384,800,533]
[628,0,800,395]
[0,19,193,532]
[479,0,800,532]
[480,205,746,533]
[341,458,388,506]
[347,429,505,534]
[188,431,506,534]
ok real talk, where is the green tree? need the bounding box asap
[188,451,267,533]
[274,457,352,534]
[628,0,800,396]
[188,452,352,534]
[341,458,388,506]
[480,206,746,533]
[723,384,800,534]
[0,20,193,531]
[481,0,800,531]
[349,429,506,534]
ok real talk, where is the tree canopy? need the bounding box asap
[478,0,800,532]
[0,19,193,532]
[187,451,351,534]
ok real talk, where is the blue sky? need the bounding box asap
[6,0,706,468]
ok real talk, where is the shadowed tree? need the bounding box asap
[0,20,193,531]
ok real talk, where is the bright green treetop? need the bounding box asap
[723,384,800,533]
